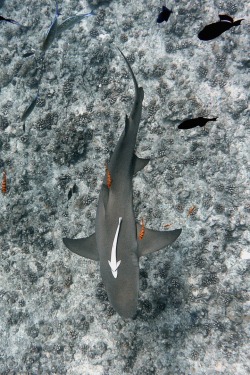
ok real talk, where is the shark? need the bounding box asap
[63,49,182,319]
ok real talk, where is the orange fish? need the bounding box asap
[164,223,172,229]
[2,171,7,194]
[187,205,197,217]
[138,218,145,240]
[105,163,112,189]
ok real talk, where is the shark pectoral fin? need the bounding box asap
[137,225,182,257]
[133,154,150,175]
[63,233,99,261]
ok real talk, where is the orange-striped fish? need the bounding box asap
[2,171,7,194]
[105,163,112,189]
[138,218,145,240]
[187,205,197,217]
[164,223,172,229]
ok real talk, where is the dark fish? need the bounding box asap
[178,117,217,130]
[0,15,23,26]
[22,52,35,58]
[198,14,244,41]
[57,11,94,36]
[157,6,172,23]
[21,90,39,130]
[68,189,73,200]
[42,0,60,52]
[68,184,77,200]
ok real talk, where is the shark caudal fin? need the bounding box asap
[136,224,182,257]
[63,233,99,260]
[118,48,144,124]
[118,48,139,93]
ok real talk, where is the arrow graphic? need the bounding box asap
[108,217,122,278]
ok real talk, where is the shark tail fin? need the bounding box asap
[118,47,139,92]
[63,233,99,261]
[136,224,182,257]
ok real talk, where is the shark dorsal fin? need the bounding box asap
[136,224,182,257]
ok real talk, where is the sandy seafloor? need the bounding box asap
[0,0,249,373]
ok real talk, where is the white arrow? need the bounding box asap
[108,217,122,278]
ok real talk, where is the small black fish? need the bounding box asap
[157,6,172,23]
[198,14,244,41]
[22,52,35,58]
[68,188,73,200]
[178,117,217,130]
[68,184,77,200]
[0,15,22,26]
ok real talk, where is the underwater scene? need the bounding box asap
[0,0,249,374]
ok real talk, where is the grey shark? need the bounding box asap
[63,49,182,319]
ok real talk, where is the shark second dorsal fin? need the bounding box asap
[132,154,150,175]
[136,224,182,257]
[63,233,99,261]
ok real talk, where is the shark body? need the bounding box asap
[63,50,182,318]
